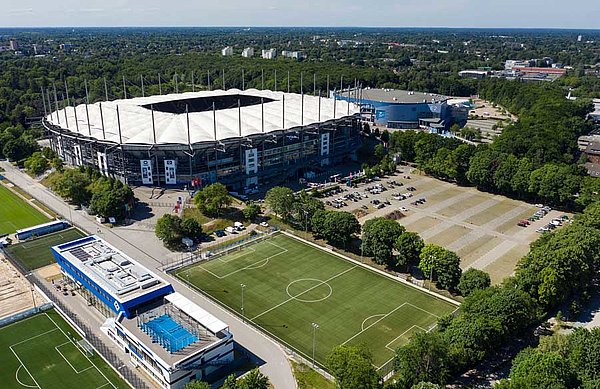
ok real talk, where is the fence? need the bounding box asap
[0,302,53,328]
[163,227,279,273]
[1,247,150,389]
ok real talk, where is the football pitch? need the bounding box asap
[0,310,127,389]
[0,184,50,235]
[175,233,458,369]
[5,228,87,270]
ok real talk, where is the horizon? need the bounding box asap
[2,0,599,30]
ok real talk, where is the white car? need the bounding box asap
[535,203,544,208]
[400,207,409,212]
[260,222,269,227]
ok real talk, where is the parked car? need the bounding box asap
[214,230,226,237]
[259,222,269,227]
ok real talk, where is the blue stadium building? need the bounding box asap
[52,235,234,388]
[335,88,452,131]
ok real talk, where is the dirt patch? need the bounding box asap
[385,210,406,220]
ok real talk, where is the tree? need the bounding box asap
[88,178,134,220]
[24,151,49,176]
[221,374,238,389]
[242,203,261,221]
[311,210,360,248]
[155,214,182,246]
[567,328,600,386]
[395,331,450,388]
[51,168,91,205]
[394,231,424,270]
[237,368,270,389]
[577,176,600,208]
[194,183,231,216]
[411,383,441,389]
[418,244,462,291]
[457,269,491,297]
[326,344,381,389]
[183,381,210,389]
[265,186,295,221]
[361,218,405,265]
[181,217,203,241]
[292,190,324,230]
[506,348,578,389]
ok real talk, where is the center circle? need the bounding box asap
[286,278,333,303]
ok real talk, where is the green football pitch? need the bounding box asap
[175,233,458,369]
[5,228,87,270]
[0,310,127,389]
[0,184,50,235]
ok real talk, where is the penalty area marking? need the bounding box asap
[199,241,288,279]
[286,279,333,303]
[15,365,38,388]
[384,324,427,351]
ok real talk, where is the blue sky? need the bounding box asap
[2,0,598,29]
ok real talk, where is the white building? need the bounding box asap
[505,59,532,70]
[262,48,276,59]
[241,47,254,58]
[221,46,233,56]
[281,50,305,60]
[103,292,234,389]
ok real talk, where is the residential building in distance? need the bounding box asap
[281,50,305,60]
[9,39,18,51]
[505,59,533,69]
[241,47,254,58]
[261,48,276,59]
[221,46,233,56]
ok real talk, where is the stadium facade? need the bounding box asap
[43,89,361,191]
[334,88,457,131]
[52,235,234,388]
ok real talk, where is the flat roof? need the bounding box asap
[355,88,448,104]
[46,89,359,145]
[53,235,171,303]
[16,219,68,234]
[165,292,228,334]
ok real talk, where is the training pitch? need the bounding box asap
[5,228,87,271]
[176,233,457,369]
[0,310,126,389]
[0,185,50,235]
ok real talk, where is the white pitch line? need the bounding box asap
[14,364,39,388]
[250,265,357,321]
[10,328,60,348]
[55,342,93,374]
[342,303,408,345]
[9,348,41,389]
[201,245,288,279]
[405,302,441,319]
[44,313,117,389]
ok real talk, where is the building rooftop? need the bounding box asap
[52,236,170,304]
[46,89,359,146]
[356,88,448,104]
[117,292,230,368]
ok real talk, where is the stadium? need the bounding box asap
[335,88,467,131]
[43,88,361,191]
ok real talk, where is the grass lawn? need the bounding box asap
[292,361,335,389]
[5,228,87,270]
[175,233,457,370]
[0,184,50,235]
[0,310,128,388]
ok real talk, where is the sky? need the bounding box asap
[2,0,599,29]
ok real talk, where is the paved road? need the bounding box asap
[1,162,297,389]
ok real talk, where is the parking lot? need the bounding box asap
[320,170,571,283]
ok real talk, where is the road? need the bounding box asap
[0,162,297,389]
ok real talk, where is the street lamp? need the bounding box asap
[241,283,246,323]
[311,322,319,367]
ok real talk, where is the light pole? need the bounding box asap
[311,322,319,367]
[429,266,433,291]
[241,283,246,323]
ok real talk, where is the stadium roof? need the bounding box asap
[358,88,448,104]
[45,89,359,145]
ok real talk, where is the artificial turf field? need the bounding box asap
[176,233,458,369]
[5,228,87,270]
[0,184,50,235]
[0,310,127,389]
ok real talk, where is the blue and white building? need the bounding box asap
[335,88,452,131]
[52,236,234,388]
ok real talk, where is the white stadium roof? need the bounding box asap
[46,89,359,145]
